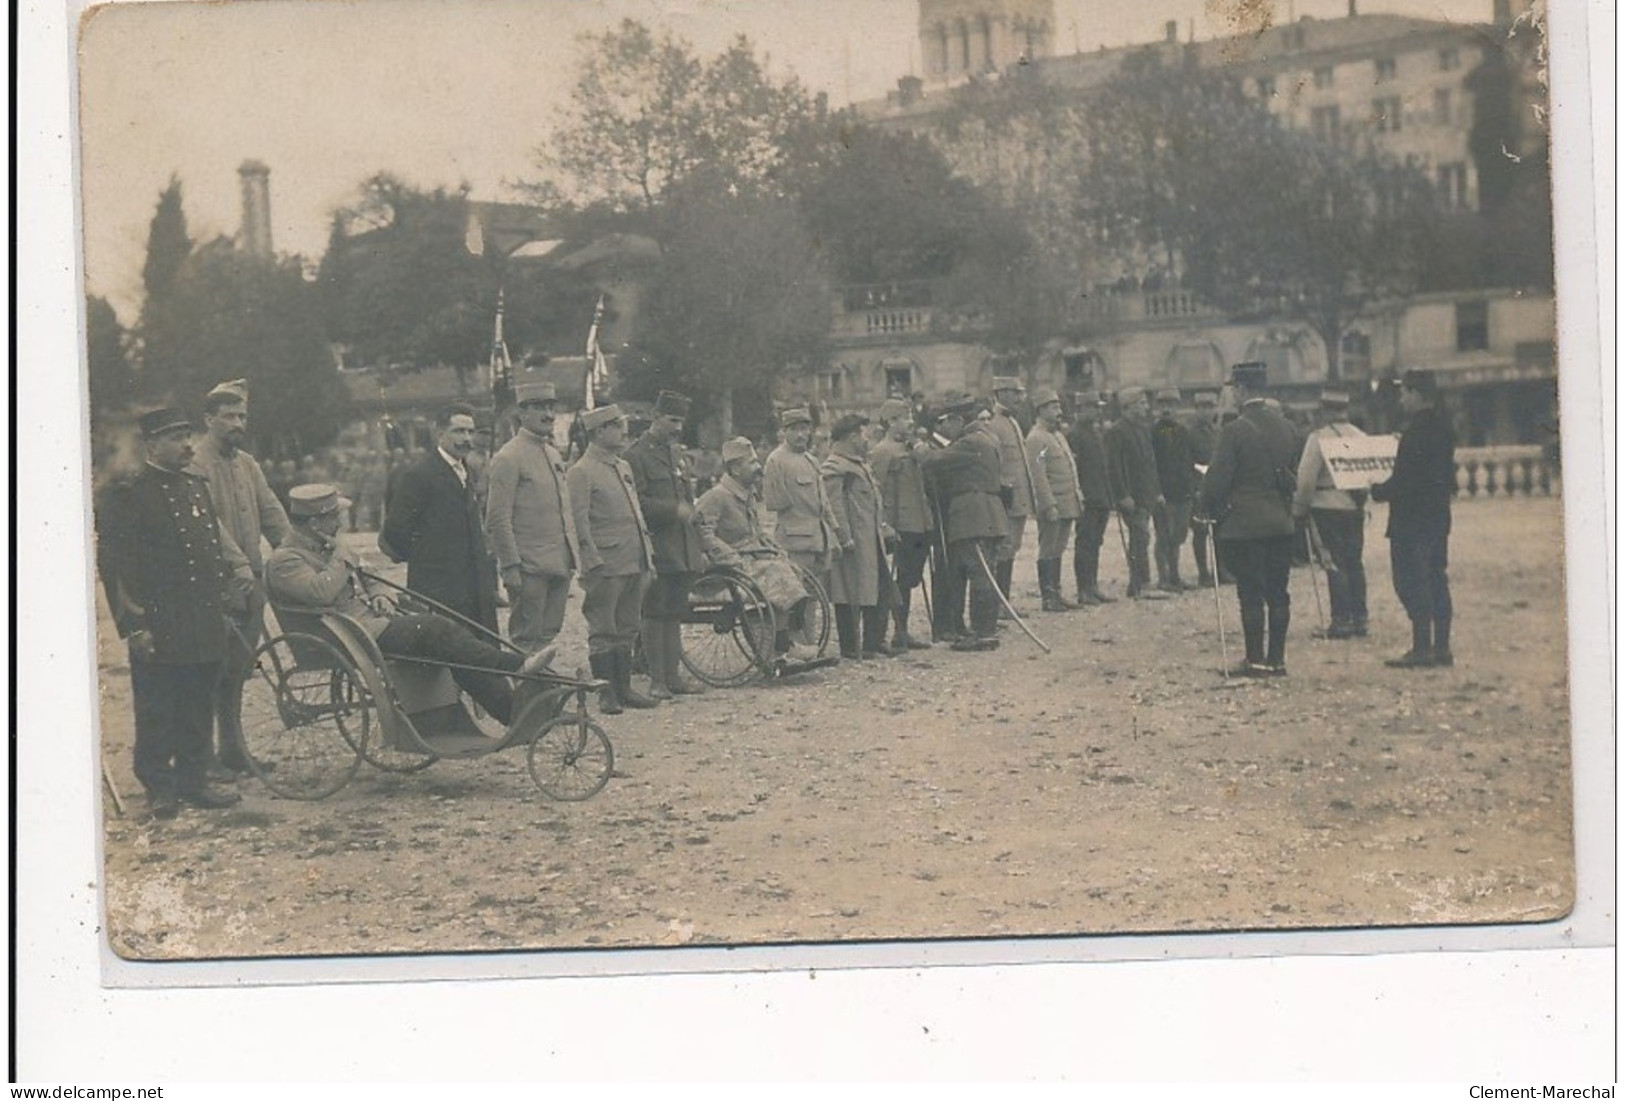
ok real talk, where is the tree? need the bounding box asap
[140,174,192,308]
[532,20,813,212]
[142,239,352,456]
[621,169,831,437]
[85,294,136,421]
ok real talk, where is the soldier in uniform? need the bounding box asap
[96,409,241,818]
[625,390,708,698]
[822,413,893,659]
[985,376,1038,611]
[566,405,659,714]
[1106,386,1167,600]
[919,392,1005,652]
[1370,370,1456,668]
[485,381,579,653]
[381,404,500,632]
[763,405,842,602]
[187,379,290,778]
[1186,391,1221,587]
[1293,388,1370,639]
[1151,388,1199,593]
[1197,363,1300,676]
[1067,391,1117,605]
[870,398,934,649]
[1026,389,1082,612]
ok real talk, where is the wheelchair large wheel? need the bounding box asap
[679,571,775,687]
[786,563,834,655]
[526,712,613,801]
[241,632,367,800]
[348,673,438,774]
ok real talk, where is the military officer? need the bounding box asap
[822,412,893,659]
[566,405,659,714]
[1026,389,1083,612]
[870,398,934,649]
[1197,363,1300,676]
[624,390,708,698]
[1151,388,1199,593]
[1106,386,1167,600]
[1067,391,1117,605]
[1293,388,1370,639]
[985,375,1038,610]
[919,392,1005,652]
[763,405,842,598]
[484,380,580,653]
[96,408,241,818]
[1186,390,1222,587]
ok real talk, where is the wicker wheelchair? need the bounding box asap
[238,582,614,803]
[673,554,838,687]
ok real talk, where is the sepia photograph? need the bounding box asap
[72,0,1587,978]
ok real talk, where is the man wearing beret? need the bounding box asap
[1198,363,1300,676]
[485,381,580,655]
[918,393,1005,651]
[1370,370,1456,668]
[1293,388,1370,639]
[625,390,708,698]
[986,375,1038,612]
[267,484,554,725]
[188,378,291,779]
[1067,391,1117,606]
[381,403,500,633]
[566,405,660,713]
[870,398,934,649]
[1151,388,1199,594]
[822,413,895,659]
[96,409,241,818]
[1106,386,1167,600]
[1026,389,1083,612]
[1185,391,1222,588]
[763,405,843,601]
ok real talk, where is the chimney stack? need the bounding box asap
[1164,20,1178,43]
[1492,0,1513,24]
[238,160,272,259]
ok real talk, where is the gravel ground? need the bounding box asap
[96,495,1574,959]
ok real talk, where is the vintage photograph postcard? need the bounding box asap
[76,0,1584,970]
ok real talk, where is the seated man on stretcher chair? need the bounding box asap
[694,438,822,664]
[266,484,554,725]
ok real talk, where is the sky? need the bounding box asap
[77,0,1499,321]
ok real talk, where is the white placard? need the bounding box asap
[1321,434,1400,490]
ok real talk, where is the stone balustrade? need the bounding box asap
[1452,445,1559,498]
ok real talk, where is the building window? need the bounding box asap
[935,25,949,74]
[1313,66,1334,89]
[1311,105,1341,141]
[883,364,913,398]
[958,20,971,70]
[1433,88,1452,124]
[1375,56,1397,83]
[1439,47,1460,71]
[1456,300,1489,352]
[1257,75,1276,98]
[1372,96,1403,132]
[1437,161,1469,209]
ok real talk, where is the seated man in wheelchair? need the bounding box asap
[695,438,821,664]
[266,484,554,725]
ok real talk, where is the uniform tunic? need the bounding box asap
[1370,405,1455,642]
[624,432,706,620]
[566,443,654,653]
[1028,422,1082,560]
[485,428,580,649]
[762,443,841,582]
[822,451,887,608]
[987,404,1038,557]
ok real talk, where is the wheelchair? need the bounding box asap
[674,555,838,687]
[237,581,614,803]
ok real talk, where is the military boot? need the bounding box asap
[588,651,622,715]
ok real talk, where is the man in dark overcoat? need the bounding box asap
[871,398,935,649]
[1067,391,1117,605]
[380,403,499,632]
[919,392,1006,652]
[1197,363,1301,676]
[1370,369,1457,668]
[1185,390,1222,587]
[1106,386,1166,600]
[96,409,242,818]
[624,390,707,697]
[1151,388,1199,592]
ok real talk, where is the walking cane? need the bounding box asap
[1113,508,1134,592]
[1302,517,1327,634]
[974,543,1051,653]
[1201,519,1231,679]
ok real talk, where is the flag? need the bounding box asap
[490,286,515,419]
[584,293,608,411]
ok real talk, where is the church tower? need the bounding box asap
[918,0,1055,84]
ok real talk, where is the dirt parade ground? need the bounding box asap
[95,495,1574,960]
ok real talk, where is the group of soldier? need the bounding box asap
[97,360,1456,820]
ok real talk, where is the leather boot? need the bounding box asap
[663,620,706,693]
[615,648,661,709]
[588,651,622,715]
[1265,606,1290,675]
[640,624,672,700]
[1240,611,1266,668]
[834,604,861,659]
[1431,616,1453,667]
[1038,560,1066,612]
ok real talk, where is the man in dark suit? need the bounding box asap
[1197,363,1301,676]
[96,408,242,818]
[1067,391,1116,605]
[1106,386,1166,600]
[919,392,1006,652]
[380,403,499,632]
[1185,390,1221,587]
[1370,369,1457,668]
[624,390,707,698]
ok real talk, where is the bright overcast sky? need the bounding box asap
[77,0,1496,320]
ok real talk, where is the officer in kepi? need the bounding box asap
[96,408,243,819]
[919,392,1006,652]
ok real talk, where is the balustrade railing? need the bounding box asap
[1452,445,1559,498]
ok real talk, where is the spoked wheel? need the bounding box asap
[340,673,438,774]
[679,571,775,686]
[526,712,614,801]
[786,563,834,655]
[241,632,367,799]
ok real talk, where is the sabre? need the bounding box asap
[974,542,1051,653]
[1301,519,1327,633]
[1200,519,1231,679]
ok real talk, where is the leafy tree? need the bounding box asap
[532,20,812,212]
[85,294,137,420]
[140,174,192,308]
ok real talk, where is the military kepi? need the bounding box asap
[1031,388,1063,409]
[515,379,558,405]
[287,483,352,518]
[1231,361,1269,389]
[654,390,692,418]
[937,391,978,418]
[580,404,625,432]
[207,378,249,403]
[779,406,813,427]
[139,408,192,438]
[990,375,1025,393]
[720,437,756,464]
